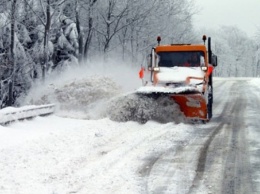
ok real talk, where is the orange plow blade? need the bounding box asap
[171,93,208,120]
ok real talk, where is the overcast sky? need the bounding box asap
[193,0,260,37]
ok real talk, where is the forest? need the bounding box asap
[0,0,260,108]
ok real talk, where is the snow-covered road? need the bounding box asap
[1,78,260,194]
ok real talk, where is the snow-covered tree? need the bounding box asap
[207,26,256,77]
[0,0,34,107]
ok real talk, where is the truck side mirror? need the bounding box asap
[211,54,218,67]
[147,54,152,68]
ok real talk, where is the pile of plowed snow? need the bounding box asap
[21,62,185,123]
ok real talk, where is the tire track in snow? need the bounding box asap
[73,122,180,194]
[189,80,254,194]
[141,124,212,193]
[221,81,253,194]
[187,81,237,193]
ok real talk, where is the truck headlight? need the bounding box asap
[153,67,160,71]
[201,66,208,71]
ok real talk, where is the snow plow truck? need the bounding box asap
[138,35,218,122]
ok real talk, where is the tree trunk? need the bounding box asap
[8,0,17,106]
[43,0,51,81]
[75,0,83,63]
[83,16,93,60]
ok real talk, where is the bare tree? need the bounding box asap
[94,0,133,54]
[207,26,257,77]
[7,0,17,106]
[74,0,98,62]
[114,0,196,62]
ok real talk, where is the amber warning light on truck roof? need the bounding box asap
[157,36,161,45]
[202,35,207,44]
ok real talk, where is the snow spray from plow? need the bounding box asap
[106,93,185,124]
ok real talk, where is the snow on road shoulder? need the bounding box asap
[246,78,260,192]
[249,77,260,87]
[246,110,260,192]
[0,115,194,194]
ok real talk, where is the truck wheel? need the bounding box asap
[207,85,213,120]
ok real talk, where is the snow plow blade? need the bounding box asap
[136,86,209,121]
[171,93,207,120]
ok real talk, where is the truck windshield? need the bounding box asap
[157,51,205,67]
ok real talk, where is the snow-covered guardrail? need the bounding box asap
[0,104,55,125]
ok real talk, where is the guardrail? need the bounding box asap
[0,104,55,125]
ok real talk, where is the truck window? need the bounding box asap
[157,51,205,67]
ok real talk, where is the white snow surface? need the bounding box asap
[137,85,200,94]
[0,116,193,194]
[1,61,260,193]
[138,66,205,94]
